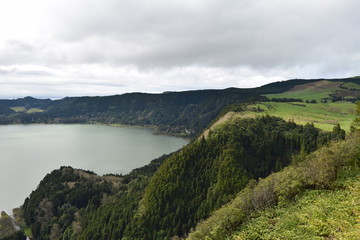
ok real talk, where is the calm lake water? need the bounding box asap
[0,124,188,214]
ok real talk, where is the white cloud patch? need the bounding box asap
[0,0,359,98]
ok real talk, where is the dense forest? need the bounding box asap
[18,115,346,239]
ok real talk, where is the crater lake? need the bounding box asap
[0,124,188,214]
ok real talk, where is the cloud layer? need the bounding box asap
[0,0,359,98]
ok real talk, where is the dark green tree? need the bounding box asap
[351,101,360,132]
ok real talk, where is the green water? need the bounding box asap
[0,124,188,214]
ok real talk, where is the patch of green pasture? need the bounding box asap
[265,86,339,101]
[343,82,360,90]
[10,106,26,112]
[26,108,44,113]
[247,101,356,132]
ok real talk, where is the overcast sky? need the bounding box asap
[0,0,359,98]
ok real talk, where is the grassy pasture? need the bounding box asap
[247,102,356,132]
[10,106,44,113]
[10,106,26,112]
[343,82,360,90]
[204,101,356,134]
[26,108,44,113]
[256,80,358,132]
[265,80,342,101]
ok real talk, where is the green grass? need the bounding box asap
[265,81,341,101]
[10,106,26,112]
[26,108,44,113]
[266,88,337,101]
[255,80,359,132]
[233,167,360,240]
[10,106,44,113]
[343,82,360,90]
[245,101,356,132]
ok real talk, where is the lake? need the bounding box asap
[0,124,188,214]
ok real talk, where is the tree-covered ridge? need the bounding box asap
[20,153,171,240]
[187,133,360,240]
[0,211,26,239]
[21,167,120,239]
[131,116,345,239]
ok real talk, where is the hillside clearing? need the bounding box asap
[202,101,355,134]
[201,111,256,139]
[249,102,356,132]
[343,82,360,90]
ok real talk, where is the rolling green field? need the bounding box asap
[253,80,359,132]
[26,108,44,113]
[10,106,44,113]
[245,101,356,132]
[265,80,342,101]
[10,106,26,112]
[343,82,360,90]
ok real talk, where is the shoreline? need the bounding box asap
[0,122,192,140]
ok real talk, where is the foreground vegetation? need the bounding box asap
[188,132,360,240]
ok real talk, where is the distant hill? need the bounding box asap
[266,78,360,102]
[0,96,52,109]
[0,77,358,136]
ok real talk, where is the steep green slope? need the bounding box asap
[234,170,360,239]
[187,133,360,240]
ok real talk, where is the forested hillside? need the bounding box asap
[188,133,360,240]
[18,116,345,239]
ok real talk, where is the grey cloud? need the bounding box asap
[1,0,359,99]
[39,0,359,77]
[4,40,34,52]
[0,67,52,77]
